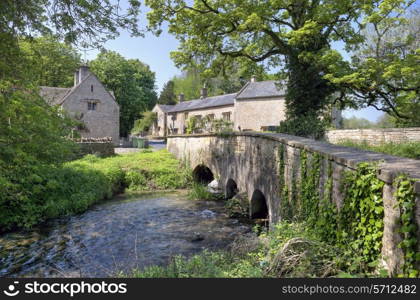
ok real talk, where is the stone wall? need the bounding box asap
[77,142,115,158]
[234,97,286,131]
[326,128,420,145]
[167,132,420,275]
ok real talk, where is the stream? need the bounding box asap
[0,192,252,277]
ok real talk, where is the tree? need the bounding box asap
[172,63,273,101]
[145,0,415,138]
[131,111,158,135]
[19,36,82,87]
[325,7,419,127]
[90,51,158,137]
[158,80,177,104]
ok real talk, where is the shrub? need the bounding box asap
[188,183,222,201]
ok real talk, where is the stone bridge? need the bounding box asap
[167,132,420,274]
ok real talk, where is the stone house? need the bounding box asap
[40,66,120,145]
[151,77,342,136]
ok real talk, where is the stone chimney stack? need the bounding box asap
[74,65,90,87]
[250,75,257,83]
[178,93,185,102]
[200,83,208,99]
[74,70,80,86]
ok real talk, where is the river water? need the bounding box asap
[0,192,252,277]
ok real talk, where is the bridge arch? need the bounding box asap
[225,178,239,199]
[250,189,268,219]
[192,164,214,184]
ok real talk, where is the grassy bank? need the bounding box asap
[128,221,384,278]
[0,149,191,231]
[336,140,420,160]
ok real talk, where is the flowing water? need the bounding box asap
[0,192,252,277]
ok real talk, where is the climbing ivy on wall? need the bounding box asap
[394,175,419,278]
[338,163,385,271]
[276,142,419,276]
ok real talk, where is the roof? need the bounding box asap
[167,93,236,113]
[157,104,174,112]
[236,80,286,100]
[39,86,71,105]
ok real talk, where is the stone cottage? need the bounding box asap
[40,65,120,145]
[151,77,342,136]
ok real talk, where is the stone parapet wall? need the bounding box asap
[167,132,420,275]
[326,128,420,145]
[76,142,115,158]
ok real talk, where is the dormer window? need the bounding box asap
[88,101,97,111]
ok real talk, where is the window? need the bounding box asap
[91,85,94,92]
[184,112,189,120]
[207,114,215,120]
[222,112,231,121]
[88,102,97,111]
[171,114,177,121]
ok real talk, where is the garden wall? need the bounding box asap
[326,128,420,145]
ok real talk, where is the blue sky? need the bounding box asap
[85,3,385,122]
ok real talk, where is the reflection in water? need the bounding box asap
[0,192,252,277]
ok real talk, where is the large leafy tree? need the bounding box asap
[325,8,419,127]
[90,51,158,137]
[146,0,415,137]
[19,36,82,87]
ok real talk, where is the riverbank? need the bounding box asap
[0,149,191,232]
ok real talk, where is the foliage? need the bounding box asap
[171,65,270,101]
[225,195,249,218]
[185,116,200,134]
[342,116,377,129]
[188,183,221,201]
[337,140,420,160]
[394,175,419,277]
[278,114,327,140]
[324,6,419,125]
[338,163,385,272]
[158,80,177,105]
[90,50,158,137]
[19,36,82,88]
[145,0,416,138]
[131,111,157,135]
[0,150,191,231]
[0,0,141,49]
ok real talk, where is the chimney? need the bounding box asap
[200,83,208,99]
[74,70,79,86]
[178,93,185,102]
[250,75,257,83]
[78,65,90,84]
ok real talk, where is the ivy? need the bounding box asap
[395,175,419,278]
[278,143,292,220]
[338,163,384,271]
[316,160,337,242]
[300,150,322,223]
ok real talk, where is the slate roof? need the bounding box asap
[166,93,236,113]
[39,86,71,105]
[236,80,286,100]
[157,104,175,112]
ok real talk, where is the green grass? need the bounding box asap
[337,140,420,160]
[0,149,191,231]
[187,182,223,201]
